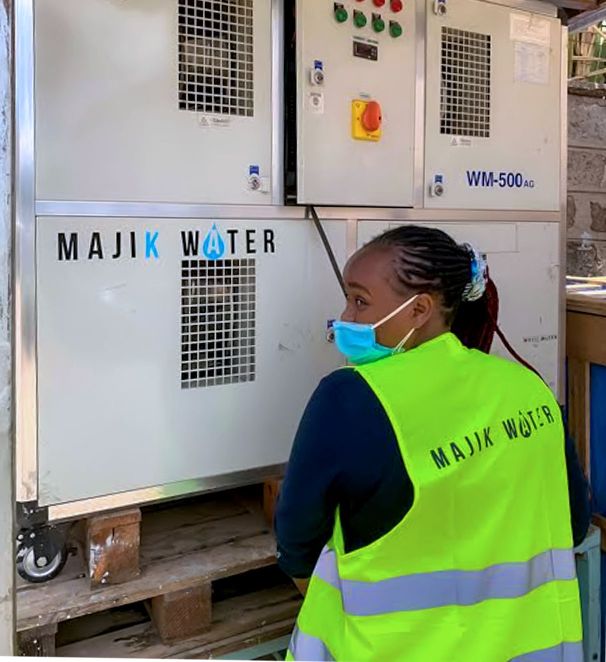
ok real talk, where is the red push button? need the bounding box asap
[362,101,382,133]
[373,0,386,6]
[391,0,403,11]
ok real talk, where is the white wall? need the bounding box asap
[0,0,15,654]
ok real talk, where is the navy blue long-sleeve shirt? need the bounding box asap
[275,368,591,579]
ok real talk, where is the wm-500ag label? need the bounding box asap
[466,171,535,189]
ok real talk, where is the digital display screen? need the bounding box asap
[353,40,378,62]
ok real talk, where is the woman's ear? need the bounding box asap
[410,293,435,328]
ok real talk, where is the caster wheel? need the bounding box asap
[16,526,68,583]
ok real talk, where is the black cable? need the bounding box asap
[308,205,347,296]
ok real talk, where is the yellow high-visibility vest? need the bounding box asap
[288,333,582,662]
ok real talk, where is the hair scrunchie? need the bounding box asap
[461,243,488,302]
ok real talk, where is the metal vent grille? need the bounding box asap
[440,27,491,138]
[178,0,254,117]
[181,259,256,389]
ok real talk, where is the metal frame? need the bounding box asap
[14,0,36,504]
[574,526,602,662]
[559,26,569,403]
[47,464,285,522]
[568,5,606,33]
[0,0,16,651]
[35,200,563,222]
[484,0,558,16]
[271,0,285,207]
[15,0,569,523]
[413,0,426,208]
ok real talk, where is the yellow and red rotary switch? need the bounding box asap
[352,99,382,142]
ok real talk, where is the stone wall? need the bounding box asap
[568,86,606,276]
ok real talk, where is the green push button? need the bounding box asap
[389,20,403,37]
[334,4,348,22]
[373,16,385,32]
[354,10,367,28]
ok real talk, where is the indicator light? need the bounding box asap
[390,20,403,37]
[373,14,385,32]
[354,10,367,28]
[334,3,348,22]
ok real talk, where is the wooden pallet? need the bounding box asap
[16,486,299,657]
[56,583,298,658]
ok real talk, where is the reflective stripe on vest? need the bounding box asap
[287,626,583,662]
[315,546,577,616]
[289,625,334,661]
[510,642,584,661]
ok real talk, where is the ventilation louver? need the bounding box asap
[178,0,254,117]
[440,27,491,138]
[181,259,256,389]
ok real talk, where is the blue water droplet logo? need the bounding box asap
[202,223,225,261]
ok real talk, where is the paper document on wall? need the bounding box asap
[510,13,551,47]
[514,42,549,85]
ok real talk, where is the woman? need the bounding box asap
[276,225,590,662]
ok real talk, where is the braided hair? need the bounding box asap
[365,225,497,353]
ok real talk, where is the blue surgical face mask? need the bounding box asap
[331,295,418,365]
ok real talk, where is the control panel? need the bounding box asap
[296,0,416,206]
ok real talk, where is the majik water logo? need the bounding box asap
[56,224,277,262]
[57,230,159,262]
[201,224,226,260]
[181,224,276,259]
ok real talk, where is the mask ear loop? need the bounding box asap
[372,294,418,330]
[393,327,416,353]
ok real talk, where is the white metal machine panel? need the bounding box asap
[424,0,561,211]
[296,0,415,206]
[34,0,273,204]
[36,217,346,506]
[358,221,561,392]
